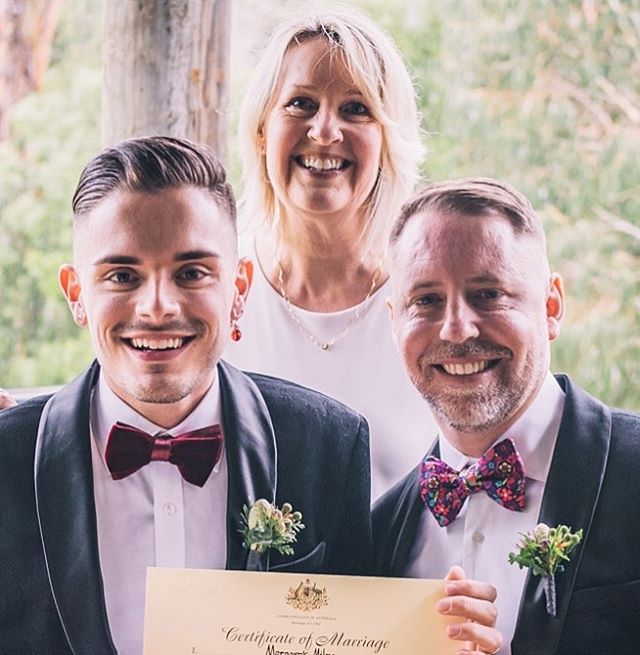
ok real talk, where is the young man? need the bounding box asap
[374,177,640,654]
[0,137,371,654]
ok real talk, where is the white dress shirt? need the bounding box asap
[90,373,228,655]
[406,372,566,654]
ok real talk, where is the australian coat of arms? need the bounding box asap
[286,578,329,612]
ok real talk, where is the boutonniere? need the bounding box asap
[508,523,583,616]
[239,499,305,568]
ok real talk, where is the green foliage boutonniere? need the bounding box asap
[240,499,305,556]
[509,523,583,616]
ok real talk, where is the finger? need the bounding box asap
[437,595,498,626]
[445,564,466,581]
[445,577,497,603]
[446,621,502,654]
[0,389,18,410]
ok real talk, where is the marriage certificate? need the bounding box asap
[143,567,461,655]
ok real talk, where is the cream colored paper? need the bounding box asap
[143,568,461,655]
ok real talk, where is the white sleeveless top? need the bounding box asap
[224,242,437,501]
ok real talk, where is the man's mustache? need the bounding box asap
[423,339,512,363]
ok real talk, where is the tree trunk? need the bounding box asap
[0,0,63,140]
[102,0,230,161]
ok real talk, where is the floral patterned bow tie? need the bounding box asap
[419,438,526,527]
[105,421,223,487]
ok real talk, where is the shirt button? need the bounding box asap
[164,502,177,516]
[472,531,485,544]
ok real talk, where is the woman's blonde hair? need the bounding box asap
[238,9,425,256]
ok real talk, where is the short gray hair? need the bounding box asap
[390,177,545,246]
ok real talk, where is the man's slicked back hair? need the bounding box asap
[72,136,236,226]
[390,177,545,246]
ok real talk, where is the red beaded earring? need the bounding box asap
[230,321,242,342]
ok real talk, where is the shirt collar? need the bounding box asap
[438,371,565,483]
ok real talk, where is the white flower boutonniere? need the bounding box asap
[240,499,305,557]
[508,523,583,616]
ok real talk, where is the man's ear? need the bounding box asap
[231,257,254,321]
[546,273,564,341]
[59,264,87,327]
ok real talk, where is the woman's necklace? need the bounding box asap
[276,257,384,351]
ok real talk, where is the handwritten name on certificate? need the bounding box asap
[143,568,462,655]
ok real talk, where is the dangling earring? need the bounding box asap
[230,320,242,342]
[261,161,272,186]
[75,305,85,323]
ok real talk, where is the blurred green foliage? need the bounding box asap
[0,0,101,385]
[0,0,638,409]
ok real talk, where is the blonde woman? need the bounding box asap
[226,10,438,502]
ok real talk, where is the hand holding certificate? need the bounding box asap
[144,568,465,655]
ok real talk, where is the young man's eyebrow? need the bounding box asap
[92,255,141,266]
[174,250,221,261]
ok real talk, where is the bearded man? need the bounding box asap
[373,177,640,655]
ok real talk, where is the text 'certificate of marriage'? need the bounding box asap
[143,568,461,655]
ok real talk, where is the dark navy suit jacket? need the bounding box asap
[0,360,371,654]
[372,375,640,655]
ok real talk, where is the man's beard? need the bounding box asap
[421,374,525,432]
[413,339,528,432]
[120,366,215,405]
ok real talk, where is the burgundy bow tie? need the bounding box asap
[105,421,223,487]
[419,438,526,527]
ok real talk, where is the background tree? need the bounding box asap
[0,0,63,139]
[102,0,229,157]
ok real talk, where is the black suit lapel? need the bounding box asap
[386,469,424,576]
[218,361,277,571]
[376,440,438,576]
[512,375,612,655]
[34,361,116,654]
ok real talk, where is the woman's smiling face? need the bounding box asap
[260,37,383,224]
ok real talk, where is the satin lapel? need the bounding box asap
[34,361,116,654]
[512,375,611,655]
[218,361,277,571]
[387,440,438,576]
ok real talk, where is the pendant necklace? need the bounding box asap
[276,257,383,351]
